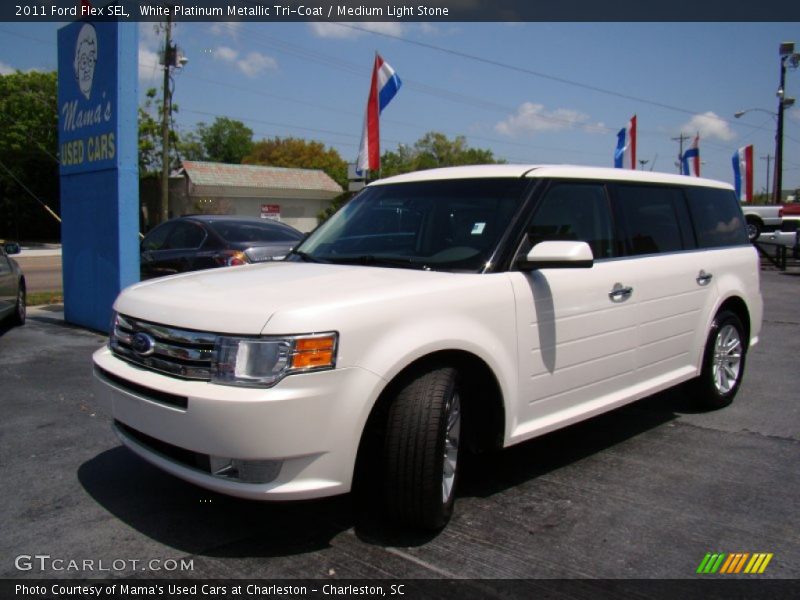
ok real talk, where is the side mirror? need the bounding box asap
[516,240,594,271]
[4,242,21,255]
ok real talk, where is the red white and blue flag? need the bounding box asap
[356,54,402,176]
[614,115,637,169]
[681,134,701,177]
[732,145,754,202]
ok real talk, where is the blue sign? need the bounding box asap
[58,19,139,332]
[58,21,120,174]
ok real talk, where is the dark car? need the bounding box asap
[0,242,26,326]
[140,215,304,279]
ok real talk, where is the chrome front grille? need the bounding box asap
[110,313,217,380]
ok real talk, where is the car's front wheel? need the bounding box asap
[12,281,26,326]
[383,366,461,530]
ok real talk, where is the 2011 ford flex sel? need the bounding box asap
[93,165,763,529]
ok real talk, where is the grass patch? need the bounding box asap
[27,291,64,306]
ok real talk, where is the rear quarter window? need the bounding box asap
[684,187,749,248]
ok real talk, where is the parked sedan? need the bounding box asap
[140,215,304,280]
[0,242,26,326]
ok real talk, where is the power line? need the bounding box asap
[334,23,730,121]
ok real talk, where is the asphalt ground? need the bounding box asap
[0,271,798,589]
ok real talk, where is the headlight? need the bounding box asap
[212,332,338,387]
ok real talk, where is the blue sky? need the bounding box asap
[1,21,799,190]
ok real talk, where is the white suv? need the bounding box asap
[93,165,763,529]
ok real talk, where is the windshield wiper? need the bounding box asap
[288,249,329,263]
[324,255,430,270]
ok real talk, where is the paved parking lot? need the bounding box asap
[1,271,798,585]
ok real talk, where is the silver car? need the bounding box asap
[0,242,25,326]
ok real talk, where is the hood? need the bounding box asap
[114,262,457,335]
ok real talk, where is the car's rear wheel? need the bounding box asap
[689,310,746,409]
[12,281,26,326]
[746,218,762,242]
[383,366,461,530]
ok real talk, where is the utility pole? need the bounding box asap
[776,42,800,203]
[671,133,690,174]
[638,159,649,170]
[160,12,174,223]
[775,51,787,203]
[761,154,772,198]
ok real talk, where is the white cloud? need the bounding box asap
[0,61,42,74]
[213,47,277,78]
[213,46,239,62]
[679,111,736,142]
[309,22,405,39]
[495,102,606,136]
[137,24,163,84]
[138,47,160,83]
[236,51,277,77]
[210,22,242,39]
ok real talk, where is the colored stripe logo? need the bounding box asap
[696,553,773,574]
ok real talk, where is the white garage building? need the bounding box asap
[172,161,343,233]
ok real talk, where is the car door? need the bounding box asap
[612,183,713,385]
[509,181,639,441]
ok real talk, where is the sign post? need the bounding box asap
[57,20,139,331]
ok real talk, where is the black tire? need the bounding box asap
[746,218,761,242]
[12,280,26,326]
[688,310,746,410]
[383,366,461,530]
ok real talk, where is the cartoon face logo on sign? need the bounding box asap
[73,23,97,100]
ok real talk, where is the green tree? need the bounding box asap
[244,136,349,222]
[380,131,503,178]
[191,117,254,164]
[177,129,205,161]
[243,136,347,188]
[0,70,60,241]
[138,87,181,177]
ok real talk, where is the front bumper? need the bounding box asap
[92,347,385,500]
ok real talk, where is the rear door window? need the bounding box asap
[615,185,689,256]
[141,222,175,251]
[166,221,206,250]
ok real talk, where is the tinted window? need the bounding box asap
[616,185,687,255]
[208,220,302,243]
[141,222,174,251]
[527,183,615,259]
[166,221,206,249]
[685,187,749,248]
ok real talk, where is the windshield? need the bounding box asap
[295,178,527,272]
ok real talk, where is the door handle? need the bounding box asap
[609,283,633,302]
[696,270,713,286]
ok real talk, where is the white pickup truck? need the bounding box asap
[740,204,783,241]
